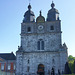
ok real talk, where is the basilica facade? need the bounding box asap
[16,2,68,75]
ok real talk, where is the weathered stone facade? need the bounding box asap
[16,2,68,75]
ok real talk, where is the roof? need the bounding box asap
[36,11,45,23]
[47,1,59,21]
[23,4,35,23]
[48,8,59,14]
[0,52,16,60]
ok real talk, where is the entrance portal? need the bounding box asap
[37,64,45,75]
[51,68,55,75]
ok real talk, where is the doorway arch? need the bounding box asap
[51,67,55,75]
[37,64,45,75]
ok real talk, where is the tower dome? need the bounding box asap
[36,11,45,23]
[47,1,60,21]
[23,4,35,23]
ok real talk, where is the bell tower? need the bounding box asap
[47,1,59,21]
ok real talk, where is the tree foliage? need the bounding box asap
[68,55,75,73]
[68,55,75,61]
[74,60,75,74]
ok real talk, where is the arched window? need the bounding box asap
[28,59,29,64]
[52,59,55,64]
[38,41,40,50]
[37,39,44,50]
[50,26,54,30]
[27,27,31,32]
[41,41,44,50]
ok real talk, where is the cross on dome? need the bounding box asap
[40,10,42,16]
[51,1,55,8]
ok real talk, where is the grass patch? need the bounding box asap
[64,74,75,75]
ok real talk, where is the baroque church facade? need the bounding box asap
[16,2,68,75]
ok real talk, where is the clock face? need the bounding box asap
[38,25,43,30]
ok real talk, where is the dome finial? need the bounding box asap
[40,10,42,16]
[28,3,31,10]
[36,10,45,23]
[51,1,55,8]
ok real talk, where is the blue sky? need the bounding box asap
[0,0,75,56]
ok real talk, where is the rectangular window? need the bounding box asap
[1,64,4,70]
[14,64,15,70]
[8,64,11,70]
[50,26,54,30]
[27,27,31,33]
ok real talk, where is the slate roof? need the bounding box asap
[0,52,16,60]
[47,1,59,21]
[23,4,35,23]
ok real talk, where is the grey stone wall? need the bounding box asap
[21,21,61,34]
[21,33,61,52]
[16,51,67,75]
[16,20,68,75]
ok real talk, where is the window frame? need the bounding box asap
[14,64,16,70]
[50,25,54,30]
[28,59,30,64]
[1,64,4,70]
[37,39,44,50]
[8,64,11,70]
[27,27,31,33]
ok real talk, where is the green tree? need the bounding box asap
[68,55,75,73]
[74,60,75,74]
[68,55,74,61]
